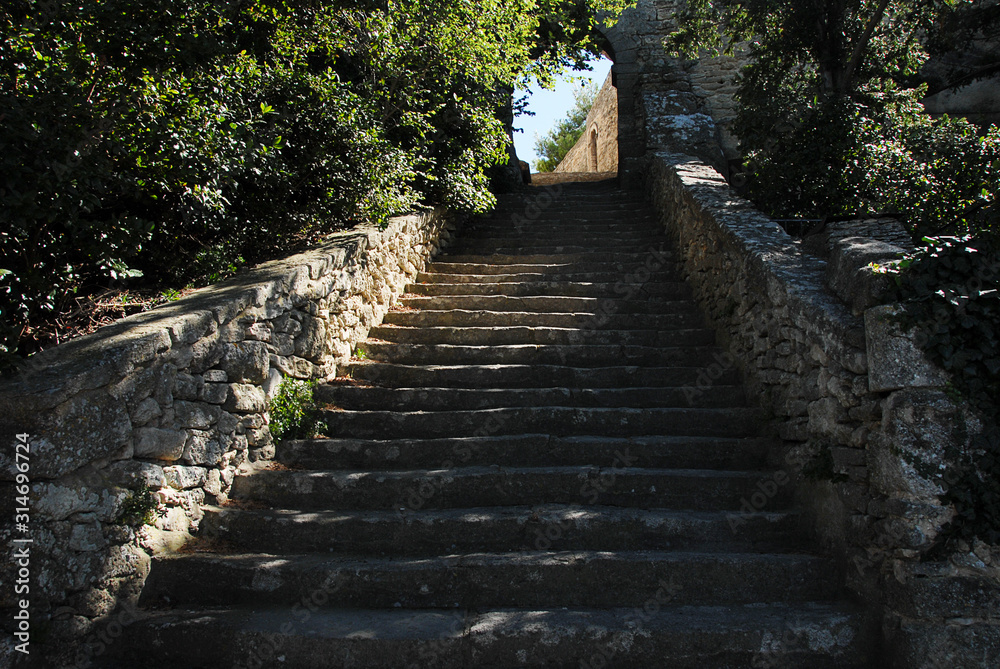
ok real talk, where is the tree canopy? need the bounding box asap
[668,0,1000,237]
[0,0,634,364]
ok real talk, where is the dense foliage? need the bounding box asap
[269,377,319,441]
[0,0,633,365]
[533,81,598,172]
[891,237,1000,549]
[668,0,1000,237]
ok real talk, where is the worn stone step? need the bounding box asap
[320,406,762,440]
[446,242,668,255]
[397,295,696,315]
[355,342,726,368]
[229,465,786,511]
[318,386,746,412]
[340,361,738,389]
[455,230,662,244]
[277,435,772,471]
[469,220,658,234]
[368,326,716,347]
[402,283,692,301]
[416,271,688,284]
[381,309,707,329]
[477,207,656,220]
[426,259,680,275]
[435,252,676,267]
[142,550,841,610]
[200,505,803,555]
[100,603,869,669]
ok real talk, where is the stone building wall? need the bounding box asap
[0,209,457,647]
[555,71,619,173]
[645,152,1000,667]
[598,0,746,185]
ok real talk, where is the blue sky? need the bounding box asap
[512,57,613,169]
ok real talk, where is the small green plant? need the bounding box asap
[159,288,183,302]
[116,484,167,527]
[269,377,320,441]
[354,347,368,360]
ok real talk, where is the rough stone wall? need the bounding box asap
[644,152,1000,667]
[556,71,619,173]
[598,0,745,185]
[0,209,456,648]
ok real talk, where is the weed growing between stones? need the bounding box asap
[115,484,166,527]
[268,378,320,442]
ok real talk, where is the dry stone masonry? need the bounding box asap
[0,208,456,665]
[645,152,1000,668]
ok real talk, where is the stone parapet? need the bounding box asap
[0,208,456,642]
[644,152,1000,667]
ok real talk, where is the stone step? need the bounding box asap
[455,230,662,244]
[368,326,716,347]
[402,283,692,301]
[416,271,689,284]
[318,386,746,411]
[277,435,772,471]
[339,361,738,389]
[435,252,676,266]
[425,260,681,275]
[200,505,803,555]
[487,200,652,211]
[355,342,726,368]
[464,213,653,227]
[380,309,707,329]
[469,222,660,236]
[142,550,842,610]
[229,465,786,511]
[320,406,762,440]
[446,242,668,255]
[397,295,696,315]
[101,603,869,669]
[480,205,656,217]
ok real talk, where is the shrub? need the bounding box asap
[268,377,320,442]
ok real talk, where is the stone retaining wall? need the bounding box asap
[645,152,1000,667]
[0,208,457,645]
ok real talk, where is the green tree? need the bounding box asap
[668,0,1000,237]
[533,81,599,172]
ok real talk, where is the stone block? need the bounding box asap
[224,384,267,413]
[106,461,166,488]
[826,237,903,315]
[130,397,162,426]
[164,466,207,490]
[221,340,269,384]
[865,305,949,392]
[173,373,204,401]
[872,388,981,503]
[135,428,187,461]
[183,432,225,467]
[203,369,228,383]
[173,401,220,430]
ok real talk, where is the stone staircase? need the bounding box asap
[104,177,872,667]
